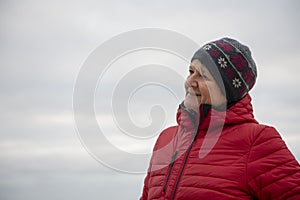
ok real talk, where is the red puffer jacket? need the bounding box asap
[140,95,300,200]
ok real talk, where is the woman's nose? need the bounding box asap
[186,75,198,88]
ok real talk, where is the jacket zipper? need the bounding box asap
[170,128,199,200]
[162,151,178,193]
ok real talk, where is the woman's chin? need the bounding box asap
[184,98,200,112]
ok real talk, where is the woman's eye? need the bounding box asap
[189,70,194,74]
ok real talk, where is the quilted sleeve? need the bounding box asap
[246,126,300,199]
[140,171,150,200]
[140,126,178,200]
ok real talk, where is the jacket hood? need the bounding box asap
[176,94,258,131]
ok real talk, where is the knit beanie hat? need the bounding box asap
[191,37,257,104]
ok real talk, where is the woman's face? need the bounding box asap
[184,59,227,111]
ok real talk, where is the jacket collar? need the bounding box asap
[177,94,258,131]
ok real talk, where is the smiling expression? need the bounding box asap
[184,59,227,111]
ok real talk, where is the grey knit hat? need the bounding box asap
[191,37,257,103]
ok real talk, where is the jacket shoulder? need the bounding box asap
[241,123,282,145]
[245,124,300,199]
[153,126,178,151]
[228,122,272,139]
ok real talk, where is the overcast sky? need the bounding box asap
[1,0,300,199]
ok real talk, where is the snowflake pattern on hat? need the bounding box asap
[232,78,242,88]
[218,57,227,68]
[203,44,212,50]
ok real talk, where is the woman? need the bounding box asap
[140,38,300,199]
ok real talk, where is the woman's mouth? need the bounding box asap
[187,91,201,97]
